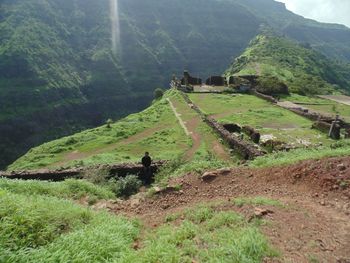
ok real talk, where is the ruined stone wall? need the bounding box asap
[312,121,341,140]
[312,121,332,134]
[250,90,277,103]
[242,126,261,144]
[1,161,166,181]
[180,92,265,160]
[206,76,225,86]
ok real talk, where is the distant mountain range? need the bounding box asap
[1,0,350,169]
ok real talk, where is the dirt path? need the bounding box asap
[51,125,165,167]
[318,95,350,106]
[107,156,350,262]
[169,97,231,161]
[167,98,190,136]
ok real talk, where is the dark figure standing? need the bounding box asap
[141,152,152,184]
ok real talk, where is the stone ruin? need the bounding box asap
[242,126,261,144]
[0,161,166,182]
[205,76,226,86]
[179,92,265,159]
[181,70,202,86]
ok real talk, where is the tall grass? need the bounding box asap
[124,205,278,263]
[0,191,139,263]
[0,178,115,200]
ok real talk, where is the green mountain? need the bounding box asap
[225,34,350,95]
[2,0,350,169]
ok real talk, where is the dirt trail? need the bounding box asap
[51,125,165,167]
[107,156,350,262]
[169,97,231,161]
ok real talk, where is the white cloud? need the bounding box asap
[277,0,350,27]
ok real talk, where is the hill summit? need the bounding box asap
[225,34,350,95]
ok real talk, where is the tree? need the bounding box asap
[153,88,164,100]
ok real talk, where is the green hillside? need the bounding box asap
[2,0,350,169]
[225,34,350,95]
[9,90,233,171]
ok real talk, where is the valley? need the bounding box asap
[1,1,350,262]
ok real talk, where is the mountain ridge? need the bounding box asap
[1,0,350,169]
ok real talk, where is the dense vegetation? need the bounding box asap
[2,0,350,169]
[226,34,350,95]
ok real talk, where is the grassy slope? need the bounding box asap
[9,90,236,171]
[189,93,333,147]
[225,34,350,95]
[8,91,192,171]
[0,185,277,262]
[282,93,350,123]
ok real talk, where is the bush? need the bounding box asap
[256,76,289,95]
[110,175,142,198]
[153,88,164,100]
[81,167,110,185]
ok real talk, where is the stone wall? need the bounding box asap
[0,161,166,181]
[250,89,277,103]
[242,126,261,144]
[312,121,341,140]
[205,76,226,86]
[180,92,265,160]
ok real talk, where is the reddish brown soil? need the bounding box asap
[107,156,350,262]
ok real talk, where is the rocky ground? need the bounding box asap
[95,156,350,263]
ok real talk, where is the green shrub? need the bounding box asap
[256,76,289,95]
[110,175,142,198]
[154,88,164,100]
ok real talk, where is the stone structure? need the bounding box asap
[251,89,277,103]
[223,123,242,133]
[180,92,265,160]
[205,76,226,86]
[0,161,166,181]
[242,126,261,144]
[345,129,350,139]
[181,70,202,86]
[312,121,341,140]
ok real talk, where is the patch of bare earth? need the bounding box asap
[106,156,350,262]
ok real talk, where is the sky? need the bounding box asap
[277,0,350,28]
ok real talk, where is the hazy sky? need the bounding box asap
[277,0,350,28]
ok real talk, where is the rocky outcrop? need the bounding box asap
[0,161,166,181]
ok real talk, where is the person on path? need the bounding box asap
[141,152,152,184]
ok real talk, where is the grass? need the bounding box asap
[126,205,278,263]
[0,178,115,201]
[8,92,191,171]
[0,191,140,263]
[189,93,332,147]
[282,93,350,122]
[233,197,284,208]
[0,185,278,263]
[250,140,350,168]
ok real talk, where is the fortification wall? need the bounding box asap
[250,90,277,103]
[0,161,166,181]
[180,92,265,160]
